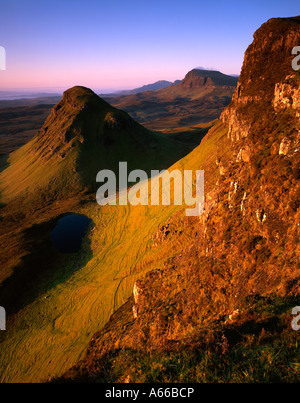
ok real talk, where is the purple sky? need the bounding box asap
[0,0,299,92]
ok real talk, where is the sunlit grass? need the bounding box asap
[0,121,228,382]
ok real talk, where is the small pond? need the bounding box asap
[50,213,92,253]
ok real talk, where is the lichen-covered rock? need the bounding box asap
[279,137,292,155]
[221,17,300,146]
[273,75,300,116]
[236,146,251,162]
[133,281,143,305]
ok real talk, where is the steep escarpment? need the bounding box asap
[221,16,300,142]
[59,17,300,383]
[200,16,300,298]
[140,17,300,307]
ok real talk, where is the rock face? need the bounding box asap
[203,17,300,296]
[274,75,300,116]
[236,145,251,162]
[221,17,300,140]
[128,16,300,342]
[132,281,144,318]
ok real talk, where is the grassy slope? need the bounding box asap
[0,139,79,202]
[0,92,190,290]
[0,121,227,382]
[0,107,186,204]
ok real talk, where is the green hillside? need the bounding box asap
[0,87,190,294]
[0,118,228,382]
[0,86,186,203]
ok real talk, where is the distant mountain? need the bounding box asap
[104,69,238,130]
[102,80,176,97]
[178,69,238,88]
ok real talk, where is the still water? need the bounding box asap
[50,213,91,253]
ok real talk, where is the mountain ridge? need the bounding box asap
[177,69,238,88]
[105,69,238,130]
[102,80,176,97]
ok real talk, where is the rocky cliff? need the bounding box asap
[59,17,300,383]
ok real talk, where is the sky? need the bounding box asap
[0,0,299,93]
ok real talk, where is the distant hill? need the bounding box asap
[0,91,62,101]
[178,69,238,88]
[104,69,238,130]
[0,71,237,153]
[0,95,60,108]
[0,104,54,154]
[0,86,186,203]
[102,80,176,97]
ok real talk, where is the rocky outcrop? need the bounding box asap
[221,17,300,144]
[104,111,135,130]
[149,16,300,310]
[129,17,300,335]
[274,75,300,116]
[236,146,251,162]
[152,217,181,247]
[278,135,300,156]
